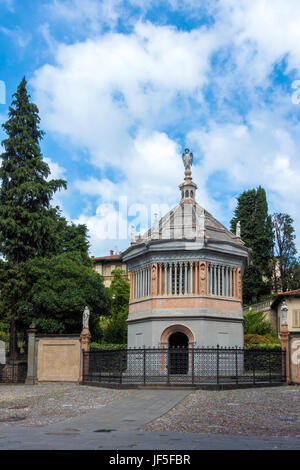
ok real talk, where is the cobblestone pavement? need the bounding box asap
[0,383,133,426]
[143,386,300,438]
[0,385,299,449]
[1,383,300,441]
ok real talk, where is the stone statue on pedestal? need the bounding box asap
[281,299,288,326]
[82,306,90,329]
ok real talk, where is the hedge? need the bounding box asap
[90,342,127,350]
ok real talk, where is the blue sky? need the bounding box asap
[1,0,300,256]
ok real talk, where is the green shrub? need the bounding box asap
[244,333,271,345]
[0,330,9,344]
[90,342,127,350]
[244,310,276,337]
[244,343,282,350]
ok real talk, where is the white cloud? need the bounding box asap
[74,205,130,256]
[188,114,300,246]
[32,21,219,219]
[46,0,125,33]
[33,22,218,163]
[220,0,300,70]
[0,26,31,48]
[204,0,300,98]
[44,157,66,180]
[72,131,183,205]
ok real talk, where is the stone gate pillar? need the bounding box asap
[280,324,290,383]
[279,299,290,383]
[80,327,91,382]
[25,323,37,385]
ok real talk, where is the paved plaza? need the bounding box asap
[0,383,299,450]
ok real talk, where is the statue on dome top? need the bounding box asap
[182,148,193,171]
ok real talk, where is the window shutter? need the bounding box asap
[292,310,300,328]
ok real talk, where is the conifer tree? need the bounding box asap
[0,77,66,356]
[272,212,299,292]
[230,186,274,305]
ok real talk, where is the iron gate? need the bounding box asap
[0,353,27,384]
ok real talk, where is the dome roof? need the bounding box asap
[137,199,243,246]
[123,148,250,269]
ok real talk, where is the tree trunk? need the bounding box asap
[9,302,18,360]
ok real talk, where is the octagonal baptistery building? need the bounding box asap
[122,149,251,351]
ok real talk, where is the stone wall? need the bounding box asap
[25,325,89,384]
[36,337,81,382]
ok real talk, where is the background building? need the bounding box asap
[243,289,300,335]
[92,251,128,287]
[271,289,300,333]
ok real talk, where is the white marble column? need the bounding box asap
[225,266,228,297]
[164,263,168,295]
[213,265,216,295]
[139,269,142,298]
[159,263,162,295]
[179,262,183,295]
[222,266,225,296]
[145,267,148,296]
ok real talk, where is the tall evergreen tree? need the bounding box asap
[0,77,66,356]
[104,269,130,344]
[230,186,274,305]
[272,212,298,292]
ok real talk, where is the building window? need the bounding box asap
[209,264,235,297]
[292,310,300,328]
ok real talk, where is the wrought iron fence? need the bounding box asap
[82,347,286,386]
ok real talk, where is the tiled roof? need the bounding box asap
[270,288,300,308]
[92,254,122,261]
[277,289,300,296]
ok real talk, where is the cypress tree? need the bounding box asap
[230,186,274,305]
[0,77,66,357]
[272,212,298,292]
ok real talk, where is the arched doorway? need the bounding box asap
[168,331,189,374]
[169,331,188,348]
